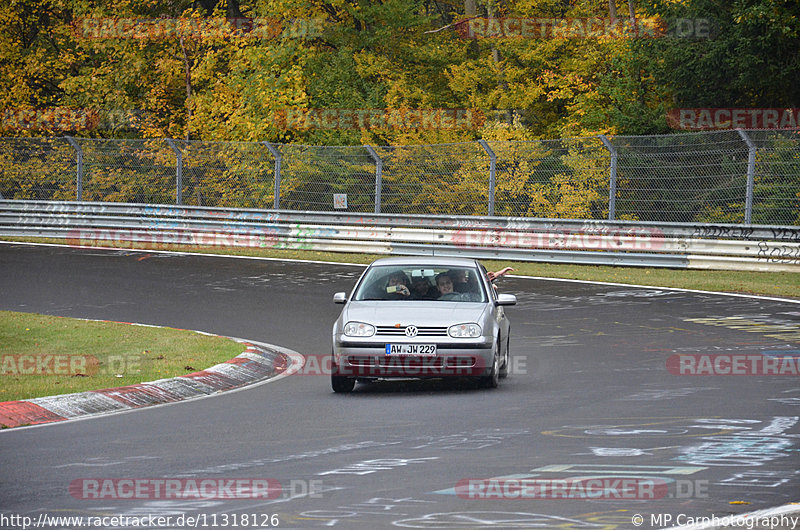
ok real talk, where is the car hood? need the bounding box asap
[342,301,489,326]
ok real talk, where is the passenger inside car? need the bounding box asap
[435,272,461,300]
[410,276,438,300]
[385,271,411,298]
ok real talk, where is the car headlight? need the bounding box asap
[448,323,482,338]
[343,322,375,337]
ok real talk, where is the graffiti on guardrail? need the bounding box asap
[757,242,800,263]
[141,205,283,222]
[690,225,756,239]
[4,201,800,271]
[770,228,800,241]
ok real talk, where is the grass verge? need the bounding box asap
[3,237,798,299]
[0,311,246,402]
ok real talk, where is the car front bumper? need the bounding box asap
[333,338,494,378]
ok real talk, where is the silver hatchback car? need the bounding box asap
[331,257,516,393]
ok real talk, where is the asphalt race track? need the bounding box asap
[1,244,799,530]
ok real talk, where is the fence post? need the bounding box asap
[65,136,83,201]
[365,145,383,214]
[736,129,756,224]
[478,140,496,216]
[165,139,183,205]
[263,142,282,210]
[598,134,617,221]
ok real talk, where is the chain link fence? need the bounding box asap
[1,130,798,225]
[612,131,751,223]
[80,138,175,204]
[277,144,374,212]
[177,141,275,208]
[0,137,77,201]
[749,129,800,225]
[490,136,611,219]
[380,142,490,215]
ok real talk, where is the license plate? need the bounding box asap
[385,344,437,356]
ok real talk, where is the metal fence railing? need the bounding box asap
[1,129,798,225]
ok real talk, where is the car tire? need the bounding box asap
[479,340,500,389]
[499,334,509,379]
[331,361,355,393]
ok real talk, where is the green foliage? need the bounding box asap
[0,0,797,223]
[2,0,798,140]
[637,0,800,109]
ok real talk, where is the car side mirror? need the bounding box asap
[333,292,347,304]
[495,294,516,306]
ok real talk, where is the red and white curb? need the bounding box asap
[0,328,304,429]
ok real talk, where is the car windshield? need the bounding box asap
[353,265,487,302]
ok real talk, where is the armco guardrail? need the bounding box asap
[1,200,799,272]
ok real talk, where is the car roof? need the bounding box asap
[366,256,481,268]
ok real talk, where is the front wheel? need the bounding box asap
[331,359,355,393]
[499,334,509,379]
[478,343,500,389]
[331,372,355,393]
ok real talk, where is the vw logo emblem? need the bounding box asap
[404,326,418,337]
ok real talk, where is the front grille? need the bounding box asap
[376,326,448,337]
[345,356,476,368]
